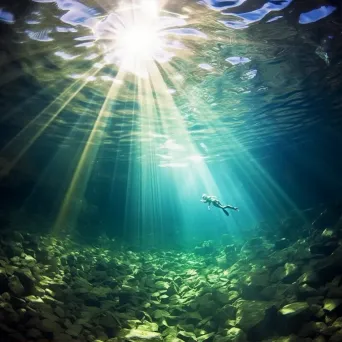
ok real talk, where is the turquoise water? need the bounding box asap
[0,0,341,246]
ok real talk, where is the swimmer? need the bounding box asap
[201,194,239,217]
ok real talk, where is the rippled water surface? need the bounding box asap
[0,0,341,166]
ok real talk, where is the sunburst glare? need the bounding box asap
[93,1,205,77]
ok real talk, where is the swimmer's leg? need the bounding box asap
[222,208,230,216]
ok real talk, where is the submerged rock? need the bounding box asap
[278,302,312,334]
[0,268,8,293]
[330,331,342,342]
[323,298,342,312]
[2,225,342,342]
[8,275,25,297]
[313,246,342,283]
[14,268,36,294]
[226,327,247,342]
[26,328,42,339]
[297,284,320,299]
[235,300,277,340]
[65,324,83,337]
[310,242,339,256]
[39,318,63,334]
[118,328,162,341]
[298,321,327,337]
[271,263,301,283]
[274,238,290,250]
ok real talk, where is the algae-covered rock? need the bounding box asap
[155,281,169,290]
[313,336,327,342]
[313,247,342,282]
[278,302,312,335]
[227,291,240,302]
[65,324,83,337]
[54,333,74,342]
[153,309,170,320]
[274,238,290,250]
[323,298,342,312]
[197,293,219,316]
[213,290,232,305]
[0,268,8,292]
[162,326,178,338]
[332,316,342,328]
[8,275,25,296]
[235,300,276,340]
[297,271,320,286]
[297,284,319,299]
[3,225,342,342]
[248,271,270,287]
[279,302,310,317]
[197,332,215,341]
[1,291,10,301]
[298,321,327,337]
[91,286,112,299]
[13,268,36,294]
[329,331,342,342]
[271,263,301,283]
[8,332,26,342]
[54,306,65,318]
[26,328,42,339]
[235,300,275,331]
[177,330,197,341]
[99,313,119,328]
[39,318,63,334]
[212,336,233,342]
[310,242,339,256]
[215,304,236,325]
[164,337,184,342]
[327,286,342,298]
[119,328,162,341]
[262,335,298,342]
[226,327,247,342]
[183,311,202,324]
[322,228,336,239]
[139,322,159,332]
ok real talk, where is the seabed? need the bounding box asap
[1,210,342,342]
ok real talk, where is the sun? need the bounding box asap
[89,0,206,77]
[93,2,173,77]
[115,23,162,61]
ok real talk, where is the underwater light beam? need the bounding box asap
[154,60,305,225]
[0,77,68,123]
[0,66,103,178]
[53,70,126,233]
[163,61,305,223]
[123,69,166,245]
[122,56,204,245]
[151,64,222,191]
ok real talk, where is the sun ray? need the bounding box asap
[0,42,103,87]
[155,61,306,223]
[53,68,127,234]
[0,77,68,123]
[0,65,104,178]
[121,58,230,246]
[19,92,100,229]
